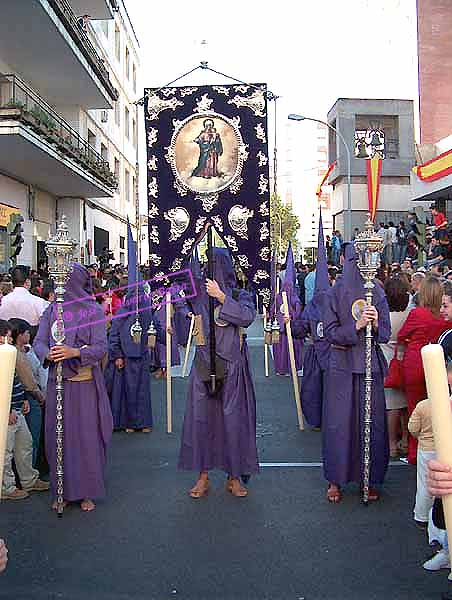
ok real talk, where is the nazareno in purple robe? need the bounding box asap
[293,209,330,427]
[322,244,390,487]
[34,263,113,501]
[105,287,164,430]
[152,303,180,368]
[178,248,259,479]
[272,243,303,374]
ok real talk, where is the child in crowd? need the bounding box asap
[0,319,49,500]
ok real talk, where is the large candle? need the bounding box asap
[421,343,452,578]
[0,341,17,488]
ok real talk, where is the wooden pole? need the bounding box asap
[263,306,269,377]
[282,291,304,430]
[166,291,172,433]
[182,314,195,378]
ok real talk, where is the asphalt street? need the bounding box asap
[0,319,447,600]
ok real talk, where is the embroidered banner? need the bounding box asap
[144,83,271,305]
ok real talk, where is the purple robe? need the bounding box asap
[153,304,180,368]
[34,264,113,501]
[322,247,390,487]
[173,300,191,347]
[178,248,259,478]
[272,293,303,374]
[105,291,164,429]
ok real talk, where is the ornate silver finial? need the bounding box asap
[354,214,384,283]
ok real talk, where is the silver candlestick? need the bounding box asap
[45,215,77,517]
[354,215,384,505]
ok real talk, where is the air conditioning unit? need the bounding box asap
[101,110,108,123]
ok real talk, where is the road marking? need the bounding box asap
[259,461,407,468]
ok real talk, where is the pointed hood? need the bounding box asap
[282,242,296,293]
[314,208,329,294]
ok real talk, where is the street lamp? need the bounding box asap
[288,113,352,241]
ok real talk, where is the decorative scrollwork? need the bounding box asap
[147,127,158,147]
[239,144,249,162]
[148,155,158,171]
[211,215,223,232]
[253,270,270,283]
[237,255,251,269]
[224,235,238,252]
[149,253,161,266]
[149,225,159,244]
[259,201,269,217]
[259,287,271,306]
[259,222,270,241]
[148,177,158,198]
[164,207,190,241]
[181,238,195,255]
[258,174,269,195]
[229,177,243,195]
[255,123,266,143]
[213,86,230,96]
[234,85,249,93]
[259,246,270,261]
[171,257,183,271]
[195,193,218,212]
[194,93,214,113]
[148,203,159,219]
[180,87,198,97]
[257,150,268,167]
[174,179,188,196]
[160,88,176,97]
[195,216,207,233]
[231,116,241,129]
[228,89,266,117]
[147,94,184,121]
[228,205,254,239]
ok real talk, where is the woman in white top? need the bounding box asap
[381,275,411,457]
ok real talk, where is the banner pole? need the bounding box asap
[263,306,269,377]
[166,292,172,433]
[282,291,304,430]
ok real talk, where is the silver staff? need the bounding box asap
[354,215,384,505]
[45,216,77,517]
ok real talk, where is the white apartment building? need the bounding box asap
[0,0,140,272]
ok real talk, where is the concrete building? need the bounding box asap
[327,98,416,240]
[0,0,139,273]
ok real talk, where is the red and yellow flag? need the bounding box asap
[316,161,336,199]
[366,157,382,222]
[412,148,452,182]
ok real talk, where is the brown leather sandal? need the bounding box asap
[327,484,342,503]
[189,479,210,499]
[227,478,248,497]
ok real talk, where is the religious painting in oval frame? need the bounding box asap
[167,112,246,197]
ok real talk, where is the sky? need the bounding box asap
[126,0,419,222]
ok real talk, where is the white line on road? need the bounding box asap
[259,461,408,467]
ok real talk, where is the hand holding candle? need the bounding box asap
[421,344,452,578]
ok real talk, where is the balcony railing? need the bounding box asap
[0,74,117,191]
[47,0,118,102]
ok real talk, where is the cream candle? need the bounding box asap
[0,340,17,489]
[421,343,452,578]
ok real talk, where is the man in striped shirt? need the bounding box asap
[0,320,48,500]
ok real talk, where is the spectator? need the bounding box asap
[396,221,408,263]
[331,231,341,266]
[431,204,448,238]
[0,267,48,335]
[0,319,49,500]
[408,272,425,309]
[397,276,450,464]
[304,264,316,305]
[325,235,332,262]
[388,221,397,264]
[381,276,410,457]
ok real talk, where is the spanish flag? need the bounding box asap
[412,148,452,182]
[366,157,382,222]
[316,161,336,199]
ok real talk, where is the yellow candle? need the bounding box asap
[0,342,17,489]
[421,343,452,577]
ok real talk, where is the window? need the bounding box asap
[132,63,137,93]
[132,118,137,147]
[114,157,120,181]
[125,46,130,80]
[132,176,136,200]
[115,24,120,62]
[119,252,125,265]
[87,128,96,149]
[100,20,109,38]
[119,236,125,250]
[101,143,108,162]
[114,100,120,126]
[125,106,129,139]
[125,168,130,203]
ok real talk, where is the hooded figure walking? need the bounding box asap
[293,210,330,428]
[178,248,259,498]
[322,243,390,503]
[34,264,113,512]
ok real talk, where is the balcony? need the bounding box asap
[0,0,118,109]
[70,0,115,20]
[0,75,117,198]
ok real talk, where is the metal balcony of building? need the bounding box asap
[70,0,115,20]
[0,74,117,198]
[0,0,118,109]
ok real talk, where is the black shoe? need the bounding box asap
[415,520,428,530]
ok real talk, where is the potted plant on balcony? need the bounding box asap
[0,99,26,119]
